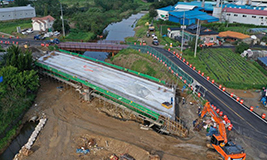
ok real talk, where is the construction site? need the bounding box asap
[9,47,266,160]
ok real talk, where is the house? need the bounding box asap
[222,7,267,26]
[218,31,251,43]
[183,24,219,44]
[167,27,181,39]
[32,15,55,31]
[0,4,36,21]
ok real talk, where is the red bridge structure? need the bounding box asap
[58,41,129,53]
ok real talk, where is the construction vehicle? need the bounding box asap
[199,102,246,160]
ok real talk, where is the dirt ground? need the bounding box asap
[226,88,267,117]
[20,77,211,160]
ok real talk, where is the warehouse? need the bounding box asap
[0,4,36,21]
[157,3,219,25]
[222,7,267,26]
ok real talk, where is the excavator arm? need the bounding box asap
[200,102,228,143]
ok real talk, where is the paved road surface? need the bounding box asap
[0,37,45,46]
[153,47,267,153]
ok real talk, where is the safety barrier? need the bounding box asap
[35,62,161,121]
[58,49,165,85]
[128,45,194,85]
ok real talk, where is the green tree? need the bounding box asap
[149,7,157,18]
[235,42,249,54]
[53,19,70,33]
[3,45,33,71]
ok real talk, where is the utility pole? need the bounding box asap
[181,12,186,54]
[60,2,65,37]
[194,19,200,58]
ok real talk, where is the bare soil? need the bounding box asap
[21,77,210,160]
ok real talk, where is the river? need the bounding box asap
[84,12,145,61]
[0,122,37,160]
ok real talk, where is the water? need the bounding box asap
[84,13,145,60]
[0,122,37,160]
[104,13,145,41]
[83,51,109,61]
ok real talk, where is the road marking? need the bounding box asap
[208,91,259,132]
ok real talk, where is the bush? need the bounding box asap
[235,42,249,54]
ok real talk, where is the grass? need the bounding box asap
[108,48,178,83]
[65,29,95,41]
[0,125,18,150]
[0,19,32,35]
[183,48,267,89]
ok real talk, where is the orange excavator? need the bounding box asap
[199,102,246,160]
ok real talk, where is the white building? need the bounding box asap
[0,5,36,21]
[167,27,181,38]
[222,7,267,26]
[32,15,55,31]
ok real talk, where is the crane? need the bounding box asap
[200,102,246,160]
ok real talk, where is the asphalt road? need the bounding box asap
[0,37,45,46]
[153,47,267,153]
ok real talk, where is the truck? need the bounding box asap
[149,24,155,31]
[198,102,246,160]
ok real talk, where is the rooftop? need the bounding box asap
[0,5,34,13]
[185,24,219,35]
[32,15,55,21]
[218,31,250,39]
[258,56,267,66]
[223,7,267,16]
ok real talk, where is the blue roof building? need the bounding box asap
[258,56,267,67]
[169,10,219,25]
[156,1,220,25]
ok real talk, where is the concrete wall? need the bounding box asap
[168,30,181,38]
[0,8,36,21]
[222,12,267,26]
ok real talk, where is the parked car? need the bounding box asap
[53,31,60,36]
[26,28,33,34]
[43,32,53,38]
[152,39,159,46]
[34,35,45,40]
[46,38,60,44]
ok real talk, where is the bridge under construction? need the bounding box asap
[35,50,189,137]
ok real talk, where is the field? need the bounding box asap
[183,48,267,89]
[0,19,32,35]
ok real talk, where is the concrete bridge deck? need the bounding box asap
[38,51,176,119]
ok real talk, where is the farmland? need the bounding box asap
[183,48,267,89]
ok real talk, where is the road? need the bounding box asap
[153,47,267,154]
[0,37,45,46]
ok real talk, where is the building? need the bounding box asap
[32,15,55,31]
[222,7,267,26]
[157,4,219,25]
[0,5,36,21]
[183,24,219,44]
[218,31,251,43]
[168,24,218,44]
[167,27,181,39]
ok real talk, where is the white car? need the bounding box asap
[54,31,60,36]
[26,28,33,34]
